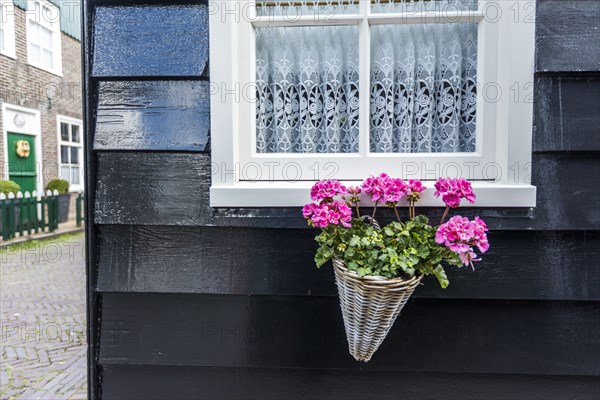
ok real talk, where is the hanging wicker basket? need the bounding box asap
[332,257,422,362]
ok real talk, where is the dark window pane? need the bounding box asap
[71,147,79,164]
[61,146,69,163]
[72,125,80,143]
[61,123,69,141]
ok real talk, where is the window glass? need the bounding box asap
[59,120,83,188]
[42,49,53,68]
[71,167,80,185]
[370,23,477,153]
[71,126,80,143]
[61,123,70,141]
[255,25,360,154]
[61,145,69,163]
[371,0,478,13]
[29,43,41,64]
[60,166,70,181]
[256,0,360,17]
[41,26,53,49]
[70,147,80,164]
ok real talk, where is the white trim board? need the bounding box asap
[211,181,536,207]
[56,114,84,193]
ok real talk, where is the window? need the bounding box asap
[0,0,16,58]
[210,0,536,207]
[57,116,83,192]
[27,0,62,75]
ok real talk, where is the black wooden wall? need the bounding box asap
[83,1,600,398]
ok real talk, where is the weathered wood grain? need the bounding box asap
[536,0,600,72]
[534,75,600,152]
[92,4,209,77]
[94,153,211,225]
[101,365,600,400]
[96,225,600,301]
[532,153,600,230]
[94,80,210,151]
[99,294,600,376]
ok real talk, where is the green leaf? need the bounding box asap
[433,265,450,289]
[315,246,333,268]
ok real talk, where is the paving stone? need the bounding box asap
[0,234,87,399]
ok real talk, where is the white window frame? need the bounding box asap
[56,115,84,192]
[26,0,62,76]
[0,0,17,58]
[209,0,537,207]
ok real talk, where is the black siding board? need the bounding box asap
[96,225,600,301]
[209,206,538,230]
[94,152,600,230]
[94,80,210,151]
[532,153,600,229]
[98,293,600,376]
[101,365,600,400]
[91,4,209,77]
[82,1,100,398]
[94,152,212,225]
[536,0,600,73]
[533,75,600,152]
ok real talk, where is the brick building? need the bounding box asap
[0,0,82,199]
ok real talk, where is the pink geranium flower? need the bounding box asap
[362,173,409,205]
[407,179,426,195]
[302,200,352,228]
[436,215,489,269]
[310,179,347,202]
[347,186,362,196]
[434,177,476,208]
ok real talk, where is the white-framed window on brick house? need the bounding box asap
[0,0,17,58]
[27,0,62,75]
[209,0,537,207]
[57,116,83,192]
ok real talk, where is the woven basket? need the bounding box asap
[332,257,422,362]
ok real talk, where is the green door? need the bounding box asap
[7,132,37,193]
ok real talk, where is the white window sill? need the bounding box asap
[210,182,537,208]
[0,51,17,60]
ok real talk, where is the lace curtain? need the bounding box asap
[255,3,478,154]
[256,26,360,153]
[370,23,477,153]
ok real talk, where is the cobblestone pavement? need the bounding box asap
[1,234,87,400]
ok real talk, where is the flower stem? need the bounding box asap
[371,202,378,219]
[440,206,450,225]
[394,206,402,223]
[355,203,361,218]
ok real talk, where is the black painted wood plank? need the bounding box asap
[94,153,211,225]
[534,75,600,152]
[83,0,101,398]
[94,80,210,151]
[96,225,600,301]
[98,294,600,376]
[532,153,600,230]
[93,152,599,230]
[92,4,209,77]
[101,365,600,400]
[536,0,600,72]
